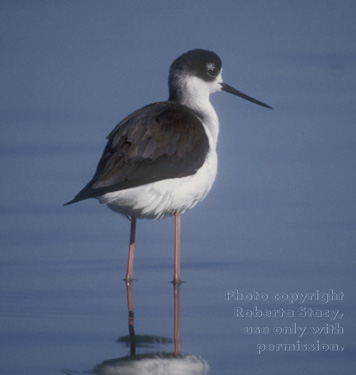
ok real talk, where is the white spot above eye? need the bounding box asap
[206,62,216,71]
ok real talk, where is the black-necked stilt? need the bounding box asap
[65,49,271,284]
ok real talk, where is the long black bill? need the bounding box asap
[220,82,272,109]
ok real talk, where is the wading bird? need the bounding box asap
[65,49,271,284]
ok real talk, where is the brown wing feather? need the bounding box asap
[65,101,209,204]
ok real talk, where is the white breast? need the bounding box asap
[98,147,217,219]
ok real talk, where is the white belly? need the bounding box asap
[98,149,217,219]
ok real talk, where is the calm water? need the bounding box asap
[1,238,355,374]
[1,2,356,374]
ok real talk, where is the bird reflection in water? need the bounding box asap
[94,282,209,375]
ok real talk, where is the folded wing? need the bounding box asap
[65,101,209,205]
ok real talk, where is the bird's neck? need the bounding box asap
[169,77,220,149]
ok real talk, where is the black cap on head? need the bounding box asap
[169,49,223,101]
[170,49,222,82]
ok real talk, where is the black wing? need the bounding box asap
[65,101,209,205]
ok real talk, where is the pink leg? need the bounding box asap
[125,217,136,283]
[173,212,182,284]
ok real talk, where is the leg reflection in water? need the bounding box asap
[94,281,209,375]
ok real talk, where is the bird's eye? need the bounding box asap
[206,63,218,78]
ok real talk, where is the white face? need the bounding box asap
[175,70,223,113]
[214,71,224,93]
[183,68,223,94]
